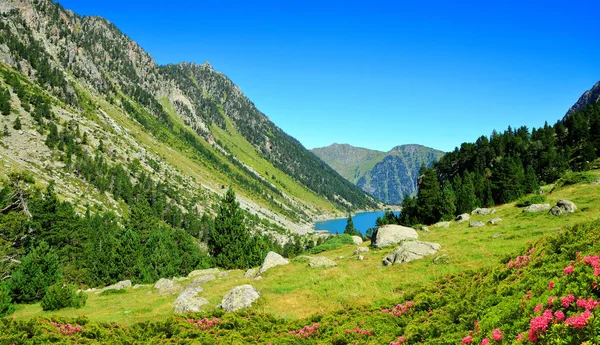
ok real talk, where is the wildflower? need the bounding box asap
[554,310,565,322]
[565,310,593,329]
[548,281,554,290]
[462,335,473,344]
[481,338,490,345]
[492,328,502,341]
[548,296,557,306]
[561,294,575,308]
[563,265,574,275]
[533,304,543,313]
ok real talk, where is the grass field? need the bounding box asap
[10,170,600,325]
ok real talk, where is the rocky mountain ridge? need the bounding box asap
[565,80,600,118]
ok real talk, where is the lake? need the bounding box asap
[314,211,400,235]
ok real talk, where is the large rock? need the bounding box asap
[185,274,216,289]
[455,213,470,222]
[244,268,257,278]
[218,285,260,312]
[188,268,220,278]
[472,208,495,215]
[258,251,289,274]
[523,204,550,213]
[433,221,450,229]
[351,236,363,245]
[373,224,418,248]
[307,256,337,268]
[154,278,182,295]
[488,218,502,225]
[469,221,485,227]
[353,246,370,255]
[173,287,209,314]
[98,280,131,293]
[550,200,577,216]
[382,241,441,266]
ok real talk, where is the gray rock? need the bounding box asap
[219,271,229,278]
[358,255,364,260]
[133,284,150,289]
[469,221,485,227]
[154,278,182,295]
[372,224,419,248]
[307,256,337,268]
[244,268,257,278]
[172,277,188,282]
[523,204,551,213]
[488,218,502,225]
[420,226,430,232]
[173,287,209,314]
[98,280,131,293]
[382,241,441,266]
[455,213,470,222]
[254,276,263,281]
[353,246,370,255]
[219,285,260,312]
[258,251,289,274]
[492,233,503,239]
[550,200,577,216]
[351,236,363,245]
[434,221,450,229]
[472,208,496,215]
[185,274,216,289]
[188,268,220,278]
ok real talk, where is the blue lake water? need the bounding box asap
[314,211,400,235]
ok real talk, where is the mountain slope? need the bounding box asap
[0,0,377,236]
[312,143,444,204]
[565,80,600,118]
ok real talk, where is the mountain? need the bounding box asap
[565,80,600,118]
[312,144,444,204]
[0,0,377,237]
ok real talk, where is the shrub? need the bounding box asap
[40,283,87,311]
[0,283,14,317]
[311,234,354,254]
[515,194,546,207]
[552,171,597,191]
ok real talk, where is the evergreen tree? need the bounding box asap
[416,167,442,224]
[0,87,10,116]
[12,117,21,130]
[208,188,260,269]
[439,180,457,220]
[343,214,360,236]
[455,172,477,214]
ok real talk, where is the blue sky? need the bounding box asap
[59,0,600,152]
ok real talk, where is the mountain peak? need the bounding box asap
[565,80,600,118]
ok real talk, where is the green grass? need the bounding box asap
[10,170,600,324]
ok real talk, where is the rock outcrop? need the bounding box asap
[185,274,216,289]
[258,252,289,274]
[372,224,418,248]
[173,287,209,314]
[550,200,577,216]
[434,221,450,229]
[188,268,220,278]
[353,247,370,255]
[523,204,551,213]
[244,268,257,278]
[154,278,182,295]
[97,280,131,293]
[218,285,260,312]
[382,241,441,266]
[472,208,495,215]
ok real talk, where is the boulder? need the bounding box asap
[218,285,260,312]
[472,208,496,215]
[372,224,418,248]
[188,268,220,278]
[154,278,182,295]
[469,221,485,227]
[254,276,263,281]
[383,241,441,266]
[173,287,209,314]
[244,268,257,278]
[455,213,470,222]
[433,221,450,229]
[550,200,577,216]
[420,226,430,232]
[98,280,131,293]
[351,236,363,245]
[488,218,502,225]
[307,256,337,268]
[353,246,370,255]
[523,204,550,213]
[185,274,216,289]
[258,251,289,274]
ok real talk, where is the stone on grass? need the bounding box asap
[218,285,260,312]
[549,200,577,216]
[173,287,209,314]
[244,268,257,278]
[488,218,502,225]
[188,268,220,278]
[353,246,370,255]
[421,226,430,232]
[434,221,450,229]
[307,256,337,268]
[432,254,449,265]
[351,236,363,245]
[382,241,441,266]
[469,221,485,227]
[472,208,495,215]
[258,251,289,274]
[358,255,364,260]
[98,280,131,293]
[185,274,216,289]
[154,278,182,295]
[455,213,470,222]
[523,204,550,213]
[372,224,418,248]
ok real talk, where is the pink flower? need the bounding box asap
[548,296,557,307]
[565,310,592,329]
[481,338,490,345]
[492,328,502,341]
[563,265,574,275]
[462,335,473,344]
[548,281,555,290]
[554,310,565,322]
[561,294,575,308]
[533,304,543,313]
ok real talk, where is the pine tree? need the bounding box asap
[455,172,477,214]
[208,188,259,269]
[416,166,442,224]
[12,117,21,130]
[0,87,10,116]
[439,180,457,220]
[343,214,360,236]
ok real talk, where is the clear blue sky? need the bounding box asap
[59,0,600,152]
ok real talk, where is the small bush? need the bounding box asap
[552,171,597,191]
[311,234,354,254]
[0,283,14,317]
[99,288,127,296]
[515,194,546,207]
[40,283,87,311]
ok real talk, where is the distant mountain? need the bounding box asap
[565,80,600,118]
[312,144,444,205]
